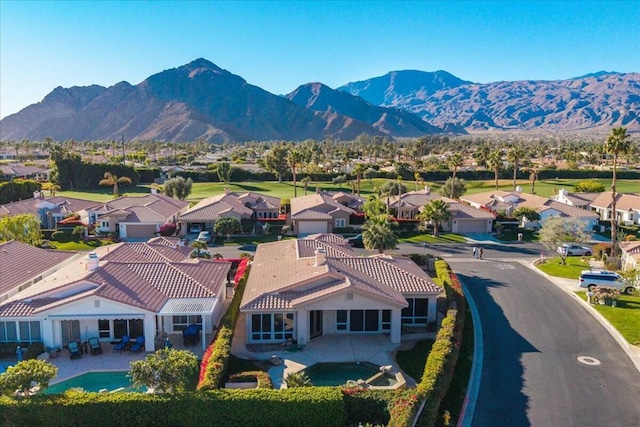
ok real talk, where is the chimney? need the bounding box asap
[151,187,158,195]
[515,185,522,193]
[86,252,99,271]
[33,191,41,199]
[559,188,567,198]
[224,187,230,195]
[314,247,326,267]
[424,185,430,193]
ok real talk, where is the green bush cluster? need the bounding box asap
[388,260,465,426]
[0,388,345,427]
[227,371,273,389]
[0,179,41,204]
[342,388,393,426]
[24,342,46,360]
[592,243,612,260]
[197,266,249,390]
[51,230,75,242]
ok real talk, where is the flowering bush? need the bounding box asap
[592,286,621,305]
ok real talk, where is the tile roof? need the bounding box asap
[290,192,356,219]
[100,241,192,263]
[0,241,78,296]
[448,202,496,220]
[619,241,640,254]
[591,192,640,211]
[179,193,254,221]
[387,190,440,210]
[0,195,99,217]
[241,236,442,311]
[556,192,601,206]
[97,194,189,223]
[305,233,350,245]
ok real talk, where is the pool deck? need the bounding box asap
[231,314,430,389]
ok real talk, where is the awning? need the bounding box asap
[158,298,218,315]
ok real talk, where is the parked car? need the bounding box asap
[189,224,203,234]
[346,234,364,248]
[196,231,212,243]
[578,270,637,294]
[557,244,592,257]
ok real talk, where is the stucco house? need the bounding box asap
[179,190,281,232]
[0,192,100,229]
[290,192,359,235]
[240,234,443,346]
[87,191,190,238]
[0,237,231,351]
[552,189,601,210]
[385,189,440,220]
[589,192,640,226]
[619,241,640,272]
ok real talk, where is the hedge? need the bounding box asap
[0,179,41,204]
[0,388,345,427]
[388,259,465,427]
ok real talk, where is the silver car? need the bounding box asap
[557,244,592,257]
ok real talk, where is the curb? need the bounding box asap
[520,260,640,374]
[456,277,483,427]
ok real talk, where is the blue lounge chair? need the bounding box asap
[129,336,145,354]
[68,341,82,360]
[88,337,103,355]
[112,335,130,353]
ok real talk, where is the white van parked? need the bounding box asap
[578,270,636,294]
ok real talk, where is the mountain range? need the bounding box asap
[1,58,638,142]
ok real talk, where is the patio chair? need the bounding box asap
[88,337,103,355]
[68,341,82,360]
[128,336,145,354]
[112,335,130,353]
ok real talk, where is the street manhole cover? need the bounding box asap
[577,356,601,366]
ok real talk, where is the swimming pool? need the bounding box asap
[300,362,398,387]
[43,371,144,394]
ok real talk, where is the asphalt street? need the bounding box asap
[449,255,640,427]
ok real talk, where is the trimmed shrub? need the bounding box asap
[592,243,612,260]
[228,371,273,389]
[50,230,74,243]
[24,342,46,360]
[342,388,393,426]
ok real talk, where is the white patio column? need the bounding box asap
[144,313,156,352]
[201,315,207,351]
[297,310,308,345]
[390,308,402,344]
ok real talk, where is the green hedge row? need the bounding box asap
[0,179,41,204]
[388,260,466,426]
[0,388,345,427]
[197,265,249,390]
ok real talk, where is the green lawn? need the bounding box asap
[49,239,116,251]
[496,229,539,243]
[536,256,589,279]
[399,233,467,244]
[395,339,434,382]
[576,291,640,345]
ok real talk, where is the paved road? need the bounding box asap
[448,256,640,427]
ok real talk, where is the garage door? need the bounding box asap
[454,220,486,233]
[298,221,329,235]
[125,224,159,238]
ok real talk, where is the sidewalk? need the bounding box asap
[521,258,640,373]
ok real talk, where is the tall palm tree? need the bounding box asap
[99,172,132,196]
[301,176,312,195]
[418,199,452,237]
[523,166,540,194]
[507,145,524,190]
[448,153,464,181]
[487,150,503,191]
[604,127,632,257]
[414,171,423,191]
[353,163,366,195]
[361,214,398,254]
[287,149,301,198]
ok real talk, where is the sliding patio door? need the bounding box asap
[61,320,80,345]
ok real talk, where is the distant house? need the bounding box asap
[0,237,231,351]
[589,191,640,226]
[619,241,640,271]
[179,190,281,232]
[240,234,442,345]
[88,191,190,238]
[0,193,100,229]
[0,240,80,303]
[290,192,358,235]
[385,189,440,220]
[460,190,599,230]
[552,189,600,210]
[0,164,50,181]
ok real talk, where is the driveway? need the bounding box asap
[449,257,640,426]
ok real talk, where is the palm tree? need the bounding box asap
[604,127,632,257]
[301,176,312,195]
[523,166,540,194]
[414,171,424,191]
[487,150,503,191]
[448,153,464,181]
[361,214,398,254]
[98,172,132,196]
[419,199,452,237]
[353,163,366,195]
[507,145,525,190]
[287,149,301,198]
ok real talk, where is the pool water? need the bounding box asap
[44,371,144,394]
[301,362,396,387]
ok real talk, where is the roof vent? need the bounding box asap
[86,252,99,271]
[314,247,326,267]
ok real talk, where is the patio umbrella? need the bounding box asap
[16,346,23,362]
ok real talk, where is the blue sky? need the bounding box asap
[1,0,638,119]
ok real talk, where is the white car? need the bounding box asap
[196,231,212,243]
[557,244,592,257]
[578,270,637,294]
[189,224,203,234]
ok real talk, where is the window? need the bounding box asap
[337,310,386,332]
[335,218,346,228]
[172,315,202,331]
[402,298,429,325]
[382,310,391,331]
[61,320,81,345]
[101,221,109,228]
[251,313,295,341]
[113,319,144,339]
[98,319,111,339]
[336,310,348,331]
[18,321,41,343]
[0,321,17,342]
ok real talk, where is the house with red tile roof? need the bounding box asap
[0,237,230,351]
[619,241,640,272]
[290,192,360,235]
[0,192,100,229]
[589,191,640,226]
[179,190,281,233]
[240,234,443,345]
